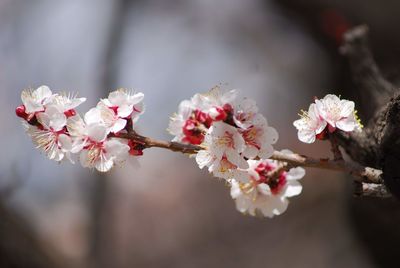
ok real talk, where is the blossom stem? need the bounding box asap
[118,131,384,185]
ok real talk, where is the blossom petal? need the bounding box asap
[283,181,302,197]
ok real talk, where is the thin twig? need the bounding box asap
[117,131,383,184]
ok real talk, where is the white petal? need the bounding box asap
[287,167,306,180]
[50,112,67,131]
[297,129,316,144]
[226,148,248,169]
[271,196,289,215]
[196,150,213,169]
[283,181,302,197]
[34,85,52,101]
[67,115,86,137]
[84,108,102,125]
[118,104,133,118]
[242,146,258,159]
[258,144,274,159]
[111,118,127,133]
[128,92,144,105]
[108,90,127,106]
[95,158,114,172]
[36,112,51,129]
[58,134,72,151]
[105,139,129,158]
[340,100,355,117]
[87,124,108,142]
[336,117,357,132]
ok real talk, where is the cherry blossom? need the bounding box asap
[230,150,305,217]
[17,86,86,162]
[234,98,278,159]
[293,103,327,143]
[168,94,212,145]
[294,94,362,144]
[67,114,130,172]
[20,85,53,114]
[315,94,362,132]
[196,122,248,178]
[100,89,145,125]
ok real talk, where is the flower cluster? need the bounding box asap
[168,87,303,217]
[230,150,304,217]
[16,86,145,172]
[169,87,279,178]
[293,94,362,143]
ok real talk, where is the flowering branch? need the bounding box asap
[119,129,384,185]
[16,82,393,219]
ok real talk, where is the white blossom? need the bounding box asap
[196,122,248,179]
[67,113,129,172]
[293,103,327,143]
[315,94,361,132]
[21,85,53,114]
[24,122,73,162]
[100,89,145,124]
[234,98,278,159]
[230,150,304,217]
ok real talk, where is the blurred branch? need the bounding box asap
[340,25,395,111]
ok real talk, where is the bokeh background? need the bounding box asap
[1,0,400,267]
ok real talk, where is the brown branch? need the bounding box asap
[117,131,383,184]
[340,25,395,113]
[354,182,391,198]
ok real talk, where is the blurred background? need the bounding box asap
[1,0,400,267]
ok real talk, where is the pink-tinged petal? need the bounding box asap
[315,120,327,134]
[118,104,133,118]
[297,129,316,144]
[286,167,306,180]
[111,118,127,133]
[84,108,102,125]
[315,99,326,118]
[87,124,108,142]
[336,117,357,132]
[283,181,302,197]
